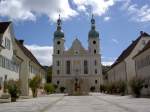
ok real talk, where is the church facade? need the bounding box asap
[52,16,102,94]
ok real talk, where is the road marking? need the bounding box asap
[40,96,65,112]
[94,95,136,112]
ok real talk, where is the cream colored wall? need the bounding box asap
[13,39,46,96]
[134,48,150,95]
[0,25,19,82]
[52,38,102,93]
[107,37,150,87]
[125,37,150,82]
[134,48,150,78]
[107,61,126,83]
[1,26,13,59]
[13,40,30,96]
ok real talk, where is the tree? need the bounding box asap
[44,66,52,83]
[29,75,41,97]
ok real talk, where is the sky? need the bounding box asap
[0,0,150,66]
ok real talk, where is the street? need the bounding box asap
[0,93,150,112]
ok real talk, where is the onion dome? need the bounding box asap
[54,15,64,39]
[88,15,99,38]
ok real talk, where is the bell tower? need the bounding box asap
[88,15,100,55]
[53,15,65,55]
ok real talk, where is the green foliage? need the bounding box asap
[129,77,144,97]
[60,87,65,93]
[29,75,41,97]
[7,80,20,102]
[44,83,55,94]
[46,66,52,83]
[100,81,126,95]
[117,81,127,95]
[100,85,107,93]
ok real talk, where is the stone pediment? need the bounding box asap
[64,38,88,55]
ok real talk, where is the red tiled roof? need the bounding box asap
[133,40,150,58]
[111,32,150,68]
[0,22,11,34]
[15,39,44,70]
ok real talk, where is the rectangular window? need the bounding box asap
[2,56,5,68]
[57,70,60,75]
[0,55,20,73]
[66,61,71,74]
[0,56,2,67]
[95,69,97,74]
[57,61,60,66]
[84,60,88,74]
[94,60,97,66]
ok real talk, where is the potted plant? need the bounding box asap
[90,86,95,92]
[60,87,65,93]
[7,80,20,102]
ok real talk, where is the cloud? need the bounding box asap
[0,0,121,21]
[25,44,115,66]
[102,61,114,66]
[0,0,78,21]
[73,0,116,16]
[104,16,111,21]
[112,38,119,44]
[25,44,53,66]
[127,4,150,22]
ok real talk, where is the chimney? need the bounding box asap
[19,40,24,45]
[140,31,144,35]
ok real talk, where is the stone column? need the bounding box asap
[20,61,30,96]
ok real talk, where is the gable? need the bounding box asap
[64,38,88,55]
[111,32,150,68]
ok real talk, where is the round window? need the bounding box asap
[57,41,60,45]
[93,40,96,44]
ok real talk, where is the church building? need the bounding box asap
[52,16,102,94]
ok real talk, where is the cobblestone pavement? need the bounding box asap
[0,93,150,112]
[0,94,64,112]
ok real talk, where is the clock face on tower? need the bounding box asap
[93,40,96,44]
[57,41,60,45]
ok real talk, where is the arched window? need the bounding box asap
[57,70,60,75]
[94,49,96,54]
[56,61,60,66]
[57,80,60,85]
[84,60,88,74]
[94,60,97,66]
[66,61,71,74]
[95,80,97,84]
[95,69,97,74]
[57,50,60,54]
